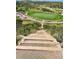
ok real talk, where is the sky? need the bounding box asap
[16,0,63,2]
[30,0,63,2]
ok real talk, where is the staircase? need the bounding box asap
[16,30,62,59]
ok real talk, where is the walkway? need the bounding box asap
[16,30,63,59]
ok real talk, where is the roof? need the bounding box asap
[16,12,27,20]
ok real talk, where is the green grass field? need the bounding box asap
[29,12,63,21]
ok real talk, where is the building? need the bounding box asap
[16,12,27,20]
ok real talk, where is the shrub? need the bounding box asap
[53,32,63,43]
[16,35,22,45]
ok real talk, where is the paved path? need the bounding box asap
[16,30,63,59]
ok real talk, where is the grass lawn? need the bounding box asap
[29,12,63,21]
[22,20,32,25]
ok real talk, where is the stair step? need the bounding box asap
[20,41,59,47]
[20,43,57,47]
[23,41,54,44]
[24,39,54,42]
[16,46,61,51]
[24,36,55,40]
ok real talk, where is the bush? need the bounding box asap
[16,21,41,36]
[41,7,53,12]
[16,35,22,45]
[44,24,63,43]
[53,32,63,43]
[16,16,22,28]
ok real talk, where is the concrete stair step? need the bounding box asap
[26,36,52,40]
[23,41,54,44]
[20,43,57,47]
[20,41,59,47]
[24,39,54,42]
[25,37,54,40]
[16,46,61,51]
